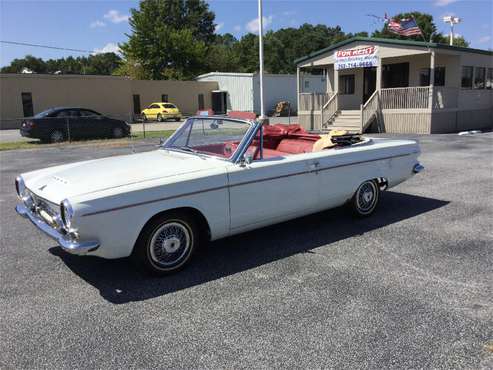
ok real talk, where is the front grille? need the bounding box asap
[27,189,60,217]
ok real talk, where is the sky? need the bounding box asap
[0,0,492,67]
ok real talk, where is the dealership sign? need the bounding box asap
[334,46,378,70]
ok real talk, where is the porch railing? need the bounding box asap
[360,90,380,132]
[321,93,338,128]
[380,86,430,109]
[299,92,332,111]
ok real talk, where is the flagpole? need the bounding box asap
[258,0,265,119]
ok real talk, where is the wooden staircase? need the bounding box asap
[323,110,361,133]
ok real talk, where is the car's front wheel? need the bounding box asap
[133,211,198,276]
[350,179,380,217]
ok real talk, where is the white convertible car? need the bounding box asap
[15,117,423,275]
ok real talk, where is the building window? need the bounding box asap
[461,66,473,88]
[198,93,205,110]
[161,94,168,102]
[487,68,493,90]
[382,62,409,88]
[473,67,485,89]
[419,67,446,86]
[21,92,34,117]
[132,94,141,114]
[339,74,355,95]
[304,80,310,89]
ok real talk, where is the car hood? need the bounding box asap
[23,150,225,204]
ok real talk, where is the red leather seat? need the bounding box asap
[276,139,315,154]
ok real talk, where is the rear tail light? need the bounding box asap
[162,110,168,113]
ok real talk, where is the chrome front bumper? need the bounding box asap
[16,203,100,255]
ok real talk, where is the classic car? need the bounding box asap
[15,116,423,275]
[20,107,131,143]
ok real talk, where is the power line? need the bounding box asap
[0,40,95,54]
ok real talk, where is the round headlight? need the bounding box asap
[15,176,26,199]
[60,199,74,229]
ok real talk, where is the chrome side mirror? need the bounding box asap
[239,152,254,167]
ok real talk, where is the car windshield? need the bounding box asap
[163,117,253,160]
[34,108,57,118]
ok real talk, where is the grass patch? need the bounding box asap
[0,130,175,152]
[132,130,175,139]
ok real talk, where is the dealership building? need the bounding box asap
[296,37,493,133]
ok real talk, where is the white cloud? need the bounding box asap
[478,35,491,43]
[233,25,241,32]
[434,0,458,6]
[103,9,129,24]
[282,10,295,16]
[93,42,121,55]
[246,15,273,34]
[90,20,106,28]
[215,22,224,32]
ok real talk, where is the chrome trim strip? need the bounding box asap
[80,152,415,217]
[16,203,99,255]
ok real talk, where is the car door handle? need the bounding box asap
[309,161,320,170]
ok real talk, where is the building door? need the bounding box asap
[211,91,227,114]
[363,67,376,103]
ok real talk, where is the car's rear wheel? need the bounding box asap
[157,113,163,122]
[112,127,124,138]
[49,129,65,143]
[132,211,198,276]
[350,180,380,217]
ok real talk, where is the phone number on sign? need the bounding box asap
[336,61,376,69]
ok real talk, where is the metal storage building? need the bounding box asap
[196,72,325,114]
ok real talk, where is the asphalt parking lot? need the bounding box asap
[1,133,492,369]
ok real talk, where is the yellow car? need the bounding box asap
[141,102,182,122]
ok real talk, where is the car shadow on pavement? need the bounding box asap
[49,191,448,304]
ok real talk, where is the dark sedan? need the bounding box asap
[20,107,131,143]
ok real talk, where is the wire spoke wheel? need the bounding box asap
[149,221,192,268]
[351,180,379,217]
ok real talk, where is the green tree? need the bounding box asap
[204,33,240,72]
[85,53,122,75]
[1,53,122,75]
[120,0,215,79]
[1,55,47,73]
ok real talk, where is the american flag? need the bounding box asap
[387,18,423,37]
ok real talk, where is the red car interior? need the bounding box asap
[193,124,322,159]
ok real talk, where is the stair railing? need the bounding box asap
[321,92,338,129]
[360,90,380,133]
